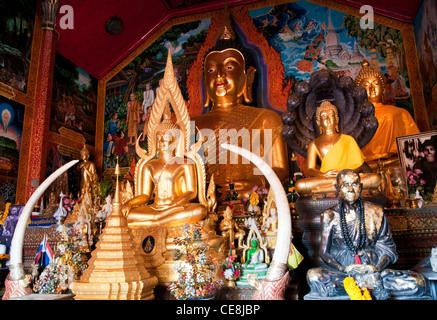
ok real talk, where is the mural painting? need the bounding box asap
[414,0,437,130]
[103,19,210,172]
[0,96,24,204]
[50,53,98,146]
[249,1,414,116]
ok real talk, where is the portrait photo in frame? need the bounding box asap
[396,131,437,199]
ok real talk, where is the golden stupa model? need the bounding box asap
[70,161,158,300]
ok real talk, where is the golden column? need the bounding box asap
[70,161,158,300]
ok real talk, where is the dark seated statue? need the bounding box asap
[305,169,429,300]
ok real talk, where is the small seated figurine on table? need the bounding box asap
[306,169,429,300]
[219,206,245,250]
[295,101,381,194]
[236,227,270,286]
[244,237,268,269]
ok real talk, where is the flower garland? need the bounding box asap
[167,223,222,300]
[33,228,89,294]
[344,277,372,300]
[220,245,242,280]
[0,203,11,225]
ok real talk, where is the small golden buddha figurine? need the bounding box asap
[78,145,98,196]
[219,206,245,250]
[123,52,215,229]
[191,8,289,194]
[355,60,420,164]
[295,101,380,194]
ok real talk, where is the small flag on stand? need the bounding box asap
[34,235,54,269]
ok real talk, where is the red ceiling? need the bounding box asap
[54,0,423,80]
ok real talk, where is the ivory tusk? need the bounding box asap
[220,144,291,281]
[8,160,79,280]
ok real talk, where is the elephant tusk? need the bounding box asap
[220,143,291,281]
[8,160,79,281]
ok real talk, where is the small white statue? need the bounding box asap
[97,195,112,220]
[265,206,278,231]
[54,192,67,232]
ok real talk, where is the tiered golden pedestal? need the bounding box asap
[70,168,158,300]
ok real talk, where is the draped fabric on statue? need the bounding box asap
[320,134,364,173]
[361,103,420,161]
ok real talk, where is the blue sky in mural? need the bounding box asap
[249,1,380,82]
[75,67,92,92]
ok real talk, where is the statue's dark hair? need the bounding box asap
[203,38,255,72]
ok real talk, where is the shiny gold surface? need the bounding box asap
[192,29,288,193]
[123,52,215,228]
[70,162,158,300]
[296,101,381,194]
[219,206,245,252]
[355,60,420,163]
[78,145,98,196]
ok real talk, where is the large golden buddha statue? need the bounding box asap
[355,60,420,165]
[191,10,289,195]
[295,101,380,194]
[122,53,215,228]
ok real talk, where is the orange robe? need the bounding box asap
[362,103,420,161]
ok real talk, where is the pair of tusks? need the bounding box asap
[8,145,291,282]
[221,144,291,281]
[8,160,79,281]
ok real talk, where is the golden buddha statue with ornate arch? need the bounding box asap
[121,52,220,284]
[191,7,289,196]
[122,52,215,229]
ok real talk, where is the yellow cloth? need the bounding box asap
[362,103,420,161]
[320,134,364,172]
[287,243,303,269]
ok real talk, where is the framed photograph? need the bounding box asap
[396,131,437,198]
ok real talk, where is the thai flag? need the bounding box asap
[34,235,54,269]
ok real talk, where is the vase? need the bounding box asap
[405,198,419,209]
[226,277,237,287]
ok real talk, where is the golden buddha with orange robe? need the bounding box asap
[355,60,420,163]
[295,101,381,194]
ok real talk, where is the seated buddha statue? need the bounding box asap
[123,52,215,229]
[122,114,207,228]
[244,237,268,269]
[295,101,381,194]
[306,169,429,300]
[355,60,420,167]
[191,10,289,195]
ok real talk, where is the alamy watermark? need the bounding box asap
[360,5,374,30]
[157,121,273,175]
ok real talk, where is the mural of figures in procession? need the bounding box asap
[249,1,413,116]
[0,96,24,204]
[103,19,210,172]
